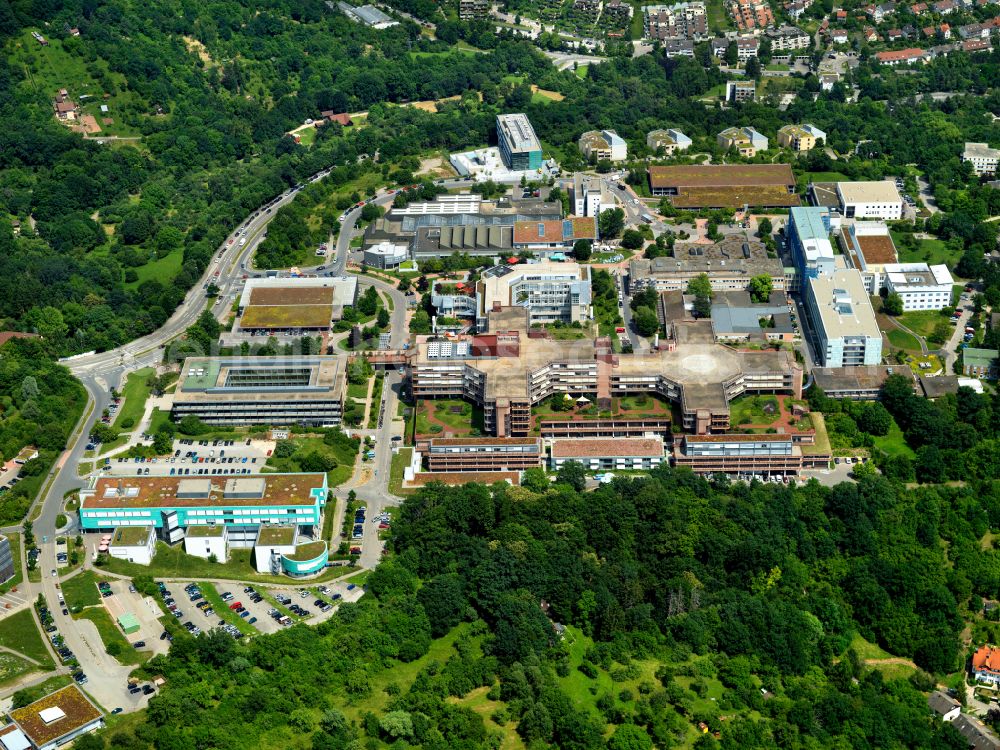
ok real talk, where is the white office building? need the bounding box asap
[476,261,592,329]
[363,241,409,269]
[884,263,954,310]
[963,142,1000,176]
[835,181,904,220]
[572,174,616,217]
[806,269,883,367]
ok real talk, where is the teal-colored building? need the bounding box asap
[281,541,329,577]
[78,473,328,548]
[497,114,543,171]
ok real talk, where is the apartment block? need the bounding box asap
[646,128,692,155]
[777,123,826,152]
[643,2,708,40]
[459,0,489,19]
[717,126,768,157]
[572,174,617,217]
[726,80,756,103]
[805,269,883,367]
[578,129,627,162]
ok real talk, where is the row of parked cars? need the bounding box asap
[37,599,88,685]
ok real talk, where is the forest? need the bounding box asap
[0,337,86,524]
[83,457,999,750]
[2,0,999,356]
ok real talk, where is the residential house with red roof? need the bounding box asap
[973,645,1000,685]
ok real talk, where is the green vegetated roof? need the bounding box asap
[285,541,327,562]
[185,524,225,538]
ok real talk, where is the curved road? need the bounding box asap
[16,173,472,708]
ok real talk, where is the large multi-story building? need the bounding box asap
[78,473,329,547]
[643,2,708,40]
[629,236,786,293]
[0,535,12,584]
[646,128,692,155]
[459,0,489,19]
[673,433,803,476]
[476,262,592,328]
[578,130,628,162]
[838,221,897,293]
[836,181,904,220]
[717,126,768,157]
[550,438,665,470]
[648,164,798,208]
[883,263,954,310]
[421,437,544,472]
[572,174,617,217]
[963,142,1000,176]
[4,685,104,750]
[496,114,543,171]
[410,308,802,437]
[234,277,358,335]
[767,25,810,50]
[728,0,775,29]
[365,195,562,260]
[788,206,836,291]
[777,124,826,152]
[171,356,345,427]
[512,218,598,255]
[805,269,883,367]
[725,80,756,103]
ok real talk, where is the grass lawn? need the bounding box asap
[389,447,415,496]
[347,382,368,401]
[887,327,922,351]
[200,586,255,636]
[0,652,41,688]
[74,607,146,665]
[264,435,357,487]
[148,408,173,434]
[574,65,589,79]
[125,249,185,289]
[7,675,72,706]
[414,399,484,437]
[61,570,103,612]
[0,609,55,667]
[766,63,789,71]
[873,419,915,459]
[729,395,781,426]
[897,310,948,338]
[705,0,731,30]
[805,171,851,182]
[891,231,955,266]
[100,542,356,584]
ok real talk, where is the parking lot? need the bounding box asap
[213,583,282,634]
[97,438,275,478]
[101,579,170,658]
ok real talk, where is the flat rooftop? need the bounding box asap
[256,525,297,545]
[648,164,795,189]
[811,365,910,393]
[285,540,327,562]
[185,524,226,538]
[808,270,881,339]
[110,526,152,547]
[428,437,541,447]
[175,356,344,403]
[964,142,1000,159]
[10,685,101,749]
[83,474,326,510]
[497,113,542,154]
[240,305,334,329]
[415,327,796,405]
[629,235,783,279]
[836,180,902,205]
[237,277,356,330]
[843,227,897,266]
[551,437,664,458]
